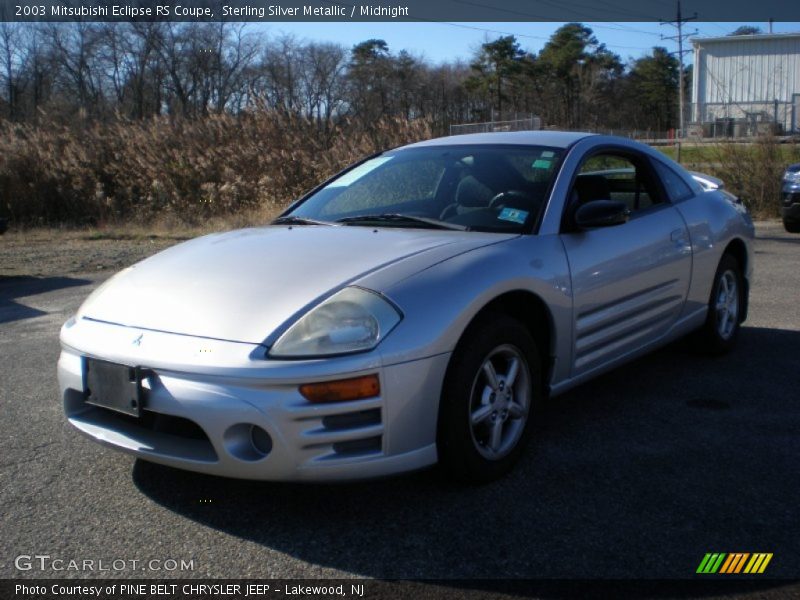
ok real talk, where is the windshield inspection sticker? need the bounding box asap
[498,207,529,224]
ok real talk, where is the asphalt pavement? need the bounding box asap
[1,222,799,585]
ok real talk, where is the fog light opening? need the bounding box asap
[250,425,273,456]
[223,423,272,461]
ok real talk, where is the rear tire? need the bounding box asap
[783,219,800,233]
[692,254,743,355]
[437,313,541,483]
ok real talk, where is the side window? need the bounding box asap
[651,159,694,202]
[574,153,663,213]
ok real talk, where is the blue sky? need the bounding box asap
[254,21,800,65]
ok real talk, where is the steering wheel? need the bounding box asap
[489,190,532,210]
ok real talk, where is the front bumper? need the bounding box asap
[781,184,800,222]
[58,318,448,481]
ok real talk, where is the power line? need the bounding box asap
[705,22,733,34]
[536,0,662,22]
[438,22,655,50]
[447,0,666,35]
[661,0,697,140]
[583,0,664,21]
[316,0,663,55]
[439,22,549,41]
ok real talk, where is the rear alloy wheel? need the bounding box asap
[693,254,743,354]
[438,314,541,483]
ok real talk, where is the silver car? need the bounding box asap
[57,132,754,483]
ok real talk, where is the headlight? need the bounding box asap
[269,287,402,358]
[784,171,800,184]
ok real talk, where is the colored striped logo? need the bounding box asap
[696,553,773,574]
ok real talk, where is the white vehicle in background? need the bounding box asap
[690,171,725,191]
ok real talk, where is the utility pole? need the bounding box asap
[661,1,697,149]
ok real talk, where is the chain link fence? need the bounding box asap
[449,116,542,136]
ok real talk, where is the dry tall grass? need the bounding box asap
[703,136,800,218]
[0,111,432,227]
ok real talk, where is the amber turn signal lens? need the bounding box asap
[299,374,380,403]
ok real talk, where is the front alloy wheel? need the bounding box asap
[715,269,739,341]
[438,313,541,483]
[469,345,530,460]
[783,219,800,234]
[693,253,744,354]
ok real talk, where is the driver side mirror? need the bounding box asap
[574,200,630,229]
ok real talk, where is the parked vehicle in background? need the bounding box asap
[58,132,755,483]
[690,171,725,191]
[781,163,800,233]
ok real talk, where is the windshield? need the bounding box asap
[287,145,564,233]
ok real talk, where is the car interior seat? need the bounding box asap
[562,174,612,231]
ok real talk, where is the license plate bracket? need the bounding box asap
[84,358,146,417]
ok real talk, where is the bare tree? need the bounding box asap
[46,22,106,117]
[0,22,24,119]
[209,22,259,113]
[299,41,347,127]
[256,35,303,114]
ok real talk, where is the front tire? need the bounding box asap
[783,219,800,233]
[437,313,541,483]
[693,254,744,355]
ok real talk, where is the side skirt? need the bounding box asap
[547,306,707,398]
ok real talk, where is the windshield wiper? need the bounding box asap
[272,215,332,226]
[336,213,467,231]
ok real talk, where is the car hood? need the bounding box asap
[79,225,506,344]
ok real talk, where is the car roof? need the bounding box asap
[397,130,595,150]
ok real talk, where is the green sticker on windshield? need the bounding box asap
[498,207,528,224]
[533,159,552,169]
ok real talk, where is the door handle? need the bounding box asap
[670,228,689,248]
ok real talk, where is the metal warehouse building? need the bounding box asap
[691,33,800,136]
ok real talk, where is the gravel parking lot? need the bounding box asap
[1,222,798,586]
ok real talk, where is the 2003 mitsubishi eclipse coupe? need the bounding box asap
[58,132,754,482]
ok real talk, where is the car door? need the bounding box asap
[560,148,692,377]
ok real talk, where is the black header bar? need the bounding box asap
[2,0,800,22]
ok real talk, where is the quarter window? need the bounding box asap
[573,153,662,213]
[652,160,694,202]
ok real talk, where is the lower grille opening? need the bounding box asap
[91,406,209,442]
[333,436,382,456]
[151,412,209,440]
[65,390,218,463]
[322,409,381,431]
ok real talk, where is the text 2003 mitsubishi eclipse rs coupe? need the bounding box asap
[58,132,754,483]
